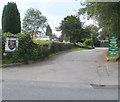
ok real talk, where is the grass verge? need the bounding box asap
[49,47,86,57]
[106,51,119,62]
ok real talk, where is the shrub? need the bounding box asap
[2,32,35,64]
[2,32,75,64]
[17,33,35,63]
[49,42,75,53]
[83,39,94,49]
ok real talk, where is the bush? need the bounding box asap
[2,32,75,64]
[83,39,94,49]
[49,42,75,53]
[2,32,35,63]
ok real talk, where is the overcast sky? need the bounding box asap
[0,0,96,36]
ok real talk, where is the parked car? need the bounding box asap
[36,38,41,40]
[40,36,50,41]
[75,42,83,46]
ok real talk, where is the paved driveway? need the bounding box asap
[2,48,118,100]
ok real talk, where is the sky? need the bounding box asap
[0,0,96,37]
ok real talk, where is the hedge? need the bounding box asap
[2,32,75,64]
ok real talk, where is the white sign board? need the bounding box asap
[5,37,18,52]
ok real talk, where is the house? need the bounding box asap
[40,36,50,41]
[36,36,50,41]
[99,40,109,47]
[97,35,109,47]
[49,35,58,41]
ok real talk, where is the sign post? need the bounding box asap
[108,35,119,56]
[5,37,18,52]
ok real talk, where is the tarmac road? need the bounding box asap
[2,48,118,100]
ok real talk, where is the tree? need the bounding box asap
[2,2,21,34]
[78,2,120,39]
[22,8,47,38]
[84,25,101,46]
[80,27,91,41]
[85,25,99,39]
[60,15,82,43]
[0,29,2,34]
[46,24,52,36]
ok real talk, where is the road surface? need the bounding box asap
[2,48,118,100]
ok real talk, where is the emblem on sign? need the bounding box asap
[8,40,16,50]
[5,38,18,52]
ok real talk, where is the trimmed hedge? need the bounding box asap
[2,32,75,64]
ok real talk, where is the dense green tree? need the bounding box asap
[79,25,100,46]
[80,27,91,41]
[84,25,99,39]
[85,25,101,46]
[60,15,82,43]
[2,2,21,34]
[22,8,47,38]
[0,29,2,34]
[46,24,52,36]
[78,2,120,39]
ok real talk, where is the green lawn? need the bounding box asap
[33,40,71,44]
[33,40,53,44]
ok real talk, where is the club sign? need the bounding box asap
[5,37,18,52]
[108,35,119,56]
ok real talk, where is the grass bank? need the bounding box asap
[106,51,119,62]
